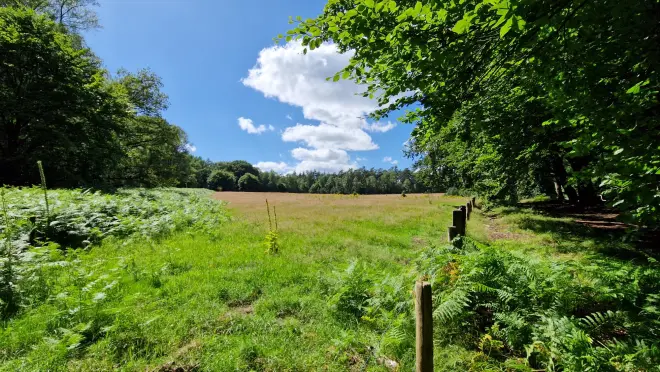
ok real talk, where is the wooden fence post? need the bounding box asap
[452,209,465,236]
[471,197,476,209]
[415,281,433,372]
[466,202,472,220]
[448,226,457,242]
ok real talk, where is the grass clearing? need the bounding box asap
[1,191,658,371]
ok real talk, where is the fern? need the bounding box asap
[434,288,470,322]
[580,310,621,330]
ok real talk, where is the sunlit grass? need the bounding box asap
[1,193,482,370]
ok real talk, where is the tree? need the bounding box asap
[284,0,660,226]
[218,160,260,180]
[207,170,236,191]
[0,7,126,187]
[237,173,260,192]
[1,0,100,31]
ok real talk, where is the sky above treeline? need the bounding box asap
[84,0,414,173]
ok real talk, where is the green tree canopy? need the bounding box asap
[238,173,260,192]
[284,0,660,226]
[207,170,236,191]
[0,7,126,186]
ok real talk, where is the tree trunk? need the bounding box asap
[564,185,579,204]
[554,181,564,201]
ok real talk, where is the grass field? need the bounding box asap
[0,192,473,370]
[2,191,657,371]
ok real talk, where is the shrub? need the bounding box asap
[238,173,260,192]
[207,170,236,191]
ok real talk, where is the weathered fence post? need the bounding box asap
[415,281,433,372]
[466,202,472,220]
[452,209,466,236]
[471,197,476,209]
[448,226,457,242]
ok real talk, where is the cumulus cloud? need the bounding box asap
[282,124,377,151]
[184,143,197,153]
[291,148,357,173]
[242,41,402,172]
[383,156,398,165]
[363,121,396,133]
[255,161,292,173]
[238,117,273,134]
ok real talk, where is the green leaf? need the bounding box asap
[388,0,397,12]
[303,48,307,55]
[364,0,375,8]
[613,148,624,155]
[342,70,351,79]
[452,19,471,34]
[285,36,292,42]
[500,17,513,38]
[333,73,340,82]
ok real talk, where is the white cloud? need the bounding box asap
[184,143,197,153]
[282,123,377,151]
[363,121,396,133]
[356,157,367,162]
[383,156,398,165]
[255,161,292,173]
[242,41,408,172]
[291,148,356,173]
[238,117,274,134]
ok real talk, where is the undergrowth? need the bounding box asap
[0,187,228,320]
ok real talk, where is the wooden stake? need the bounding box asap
[448,226,457,242]
[471,197,476,209]
[452,210,465,236]
[466,202,471,220]
[415,281,433,372]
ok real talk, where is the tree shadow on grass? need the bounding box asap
[499,201,658,262]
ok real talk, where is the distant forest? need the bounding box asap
[198,160,425,194]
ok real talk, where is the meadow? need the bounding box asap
[1,190,658,371]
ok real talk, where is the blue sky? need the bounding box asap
[84,0,414,173]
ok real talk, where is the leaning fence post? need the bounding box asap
[415,281,433,372]
[452,209,465,236]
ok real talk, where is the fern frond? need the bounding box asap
[433,289,470,322]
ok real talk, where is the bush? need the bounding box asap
[238,173,260,192]
[207,170,236,191]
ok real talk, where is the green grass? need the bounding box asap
[1,191,658,371]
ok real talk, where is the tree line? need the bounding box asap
[285,0,659,227]
[196,160,426,194]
